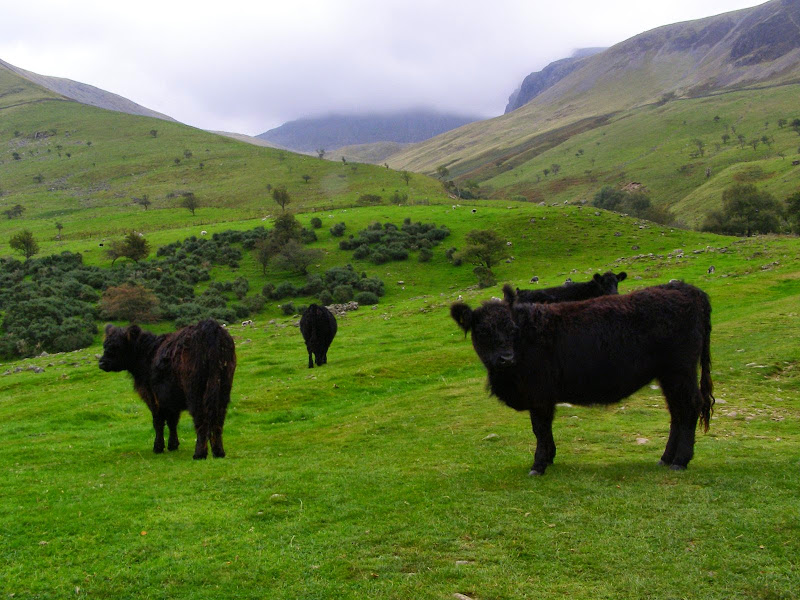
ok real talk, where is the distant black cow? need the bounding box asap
[505,271,627,304]
[300,304,338,368]
[99,319,236,459]
[451,282,713,475]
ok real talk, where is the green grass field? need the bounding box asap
[2,69,799,597]
[1,198,799,599]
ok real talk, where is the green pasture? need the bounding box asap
[1,200,799,599]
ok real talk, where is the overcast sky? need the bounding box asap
[1,0,766,136]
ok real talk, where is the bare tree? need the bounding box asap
[181,192,199,215]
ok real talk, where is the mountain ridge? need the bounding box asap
[0,58,176,122]
[257,110,481,154]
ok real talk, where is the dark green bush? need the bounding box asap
[354,291,379,305]
[332,285,354,303]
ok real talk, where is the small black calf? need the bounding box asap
[99,319,236,459]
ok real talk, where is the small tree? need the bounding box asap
[778,118,787,128]
[722,133,730,144]
[9,230,39,261]
[551,163,562,175]
[454,229,508,269]
[55,221,64,241]
[272,186,291,211]
[181,192,199,215]
[317,148,326,159]
[149,129,158,138]
[785,191,800,233]
[136,194,152,210]
[702,184,783,237]
[106,231,150,265]
[401,170,411,185]
[99,284,160,323]
[3,204,25,219]
[272,240,324,275]
[436,165,450,180]
[302,174,311,184]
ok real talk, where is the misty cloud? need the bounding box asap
[1,0,763,135]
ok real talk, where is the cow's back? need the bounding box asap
[519,283,709,405]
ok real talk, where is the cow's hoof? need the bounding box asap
[658,459,671,467]
[670,464,687,471]
[193,453,208,460]
[153,446,165,454]
[212,451,226,459]
[528,468,545,476]
[168,441,179,451]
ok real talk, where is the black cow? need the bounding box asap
[99,319,236,459]
[505,271,627,304]
[300,304,338,368]
[451,282,714,475]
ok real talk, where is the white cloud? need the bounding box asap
[0,0,766,135]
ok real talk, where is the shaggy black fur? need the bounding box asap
[300,304,338,368]
[452,282,714,476]
[99,319,236,459]
[504,271,627,304]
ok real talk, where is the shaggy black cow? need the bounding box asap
[99,319,236,459]
[505,271,627,304]
[300,304,338,368]
[451,282,713,475]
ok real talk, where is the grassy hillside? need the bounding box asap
[479,84,800,226]
[1,200,799,599]
[0,83,445,247]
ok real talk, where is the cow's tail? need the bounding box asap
[197,320,235,429]
[698,292,714,432]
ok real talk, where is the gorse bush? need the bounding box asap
[338,219,450,264]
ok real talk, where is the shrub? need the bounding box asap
[272,281,299,299]
[473,266,497,289]
[330,222,347,237]
[242,294,265,314]
[262,283,275,298]
[332,285,354,303]
[302,274,325,296]
[281,302,296,315]
[99,283,160,323]
[418,248,433,262]
[318,290,333,305]
[232,276,250,300]
[354,291,379,305]
[310,217,322,229]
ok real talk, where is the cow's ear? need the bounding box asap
[450,303,473,333]
[104,323,115,336]
[502,283,516,304]
[593,273,602,282]
[617,271,627,281]
[126,325,142,341]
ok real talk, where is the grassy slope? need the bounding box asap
[479,85,800,225]
[1,200,799,599]
[0,95,445,248]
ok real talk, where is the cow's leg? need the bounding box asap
[659,374,700,470]
[209,407,228,459]
[308,349,314,369]
[152,413,166,454]
[529,406,556,476]
[166,412,180,451]
[191,412,209,460]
